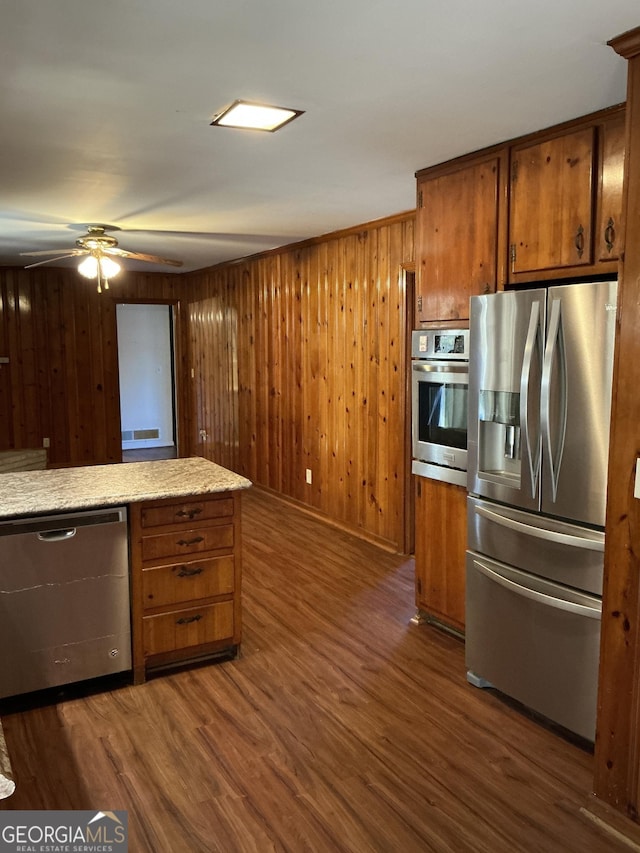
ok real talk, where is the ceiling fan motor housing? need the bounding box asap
[76,226,118,251]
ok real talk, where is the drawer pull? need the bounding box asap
[175,507,203,519]
[177,536,205,547]
[177,566,204,578]
[176,614,203,625]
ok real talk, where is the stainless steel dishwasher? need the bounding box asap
[0,506,131,699]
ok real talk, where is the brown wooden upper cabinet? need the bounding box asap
[509,126,595,276]
[414,105,625,322]
[415,154,503,323]
[596,109,625,264]
[508,107,624,284]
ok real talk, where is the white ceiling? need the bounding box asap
[1,1,638,274]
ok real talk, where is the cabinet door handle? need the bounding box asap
[574,224,585,259]
[176,614,203,625]
[177,566,204,577]
[177,536,205,547]
[175,507,203,519]
[604,217,615,253]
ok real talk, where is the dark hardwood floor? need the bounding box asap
[0,489,631,852]
[122,446,178,462]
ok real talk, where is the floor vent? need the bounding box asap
[121,428,160,441]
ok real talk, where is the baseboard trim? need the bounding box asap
[250,483,406,555]
[580,796,640,851]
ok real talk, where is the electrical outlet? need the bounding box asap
[42,437,50,448]
[305,468,312,485]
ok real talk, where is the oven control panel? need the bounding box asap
[412,329,469,360]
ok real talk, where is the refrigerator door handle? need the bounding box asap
[541,297,567,501]
[473,503,604,552]
[472,558,602,619]
[520,301,541,499]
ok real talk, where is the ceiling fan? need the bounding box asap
[20,225,183,292]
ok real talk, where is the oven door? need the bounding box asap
[412,361,468,477]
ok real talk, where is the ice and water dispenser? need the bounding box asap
[477,390,522,485]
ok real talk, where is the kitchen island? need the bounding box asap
[0,720,14,800]
[0,456,250,519]
[0,457,252,683]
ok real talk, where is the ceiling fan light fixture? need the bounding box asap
[20,225,182,285]
[98,255,121,278]
[77,255,98,279]
[77,253,121,292]
[210,99,303,132]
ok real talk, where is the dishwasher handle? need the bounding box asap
[37,528,77,542]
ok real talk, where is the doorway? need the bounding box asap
[116,303,177,461]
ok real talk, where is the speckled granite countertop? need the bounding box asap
[0,721,14,799]
[0,457,252,520]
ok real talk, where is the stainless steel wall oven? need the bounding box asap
[411,329,469,486]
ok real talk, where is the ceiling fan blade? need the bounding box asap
[23,252,88,269]
[20,248,87,258]
[104,247,183,267]
[123,228,284,244]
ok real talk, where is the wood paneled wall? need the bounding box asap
[0,268,188,467]
[0,212,414,550]
[187,281,240,473]
[186,214,415,550]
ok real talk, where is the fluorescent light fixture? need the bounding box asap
[210,99,303,132]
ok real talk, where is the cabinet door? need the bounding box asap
[416,157,499,322]
[414,476,467,632]
[596,111,625,263]
[509,127,595,275]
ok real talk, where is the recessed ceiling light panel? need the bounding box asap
[210,99,304,132]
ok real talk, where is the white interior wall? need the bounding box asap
[116,303,175,448]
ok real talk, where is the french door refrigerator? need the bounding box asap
[466,279,618,741]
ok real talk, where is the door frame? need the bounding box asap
[114,297,189,461]
[402,263,416,555]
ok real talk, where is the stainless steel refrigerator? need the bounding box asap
[466,279,618,741]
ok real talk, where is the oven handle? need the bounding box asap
[412,363,468,384]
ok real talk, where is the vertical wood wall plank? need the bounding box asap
[186,213,414,549]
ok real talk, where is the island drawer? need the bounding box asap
[143,600,235,655]
[130,488,243,684]
[142,555,235,609]
[141,523,234,561]
[140,497,234,529]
